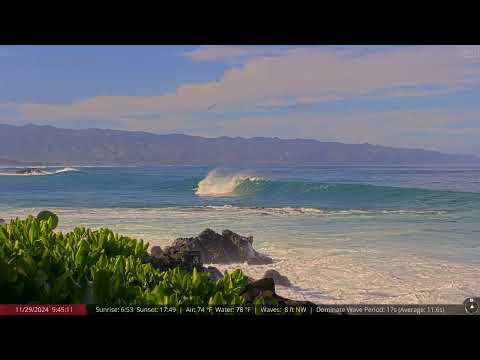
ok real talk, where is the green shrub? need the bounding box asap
[145,267,246,309]
[0,216,247,306]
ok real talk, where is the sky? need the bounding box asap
[1,45,480,155]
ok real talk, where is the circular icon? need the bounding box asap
[463,298,478,314]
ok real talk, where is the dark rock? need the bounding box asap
[241,278,274,302]
[246,254,273,265]
[272,294,317,307]
[16,168,45,175]
[263,269,292,287]
[150,246,164,259]
[164,228,273,265]
[0,219,4,225]
[240,285,262,302]
[206,266,223,281]
[148,246,204,273]
[249,278,275,292]
[257,290,275,300]
[240,277,316,307]
[240,278,276,302]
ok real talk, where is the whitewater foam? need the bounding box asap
[202,205,445,217]
[195,169,263,196]
[0,167,79,176]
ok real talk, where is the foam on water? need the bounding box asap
[215,246,480,304]
[202,205,445,217]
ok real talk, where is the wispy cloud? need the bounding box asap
[184,45,292,61]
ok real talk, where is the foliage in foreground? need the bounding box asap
[0,214,247,305]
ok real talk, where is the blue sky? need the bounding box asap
[1,45,480,155]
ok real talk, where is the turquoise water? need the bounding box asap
[1,165,479,303]
[2,165,480,209]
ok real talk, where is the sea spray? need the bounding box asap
[195,169,263,196]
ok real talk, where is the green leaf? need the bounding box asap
[0,258,17,283]
[92,270,112,303]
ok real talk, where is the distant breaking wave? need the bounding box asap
[0,167,80,176]
[52,167,79,174]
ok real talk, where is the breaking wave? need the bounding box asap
[0,167,80,176]
[194,169,264,196]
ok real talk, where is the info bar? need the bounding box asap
[1,301,478,316]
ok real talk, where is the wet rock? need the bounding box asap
[246,254,273,265]
[240,278,275,302]
[165,228,273,265]
[240,277,316,307]
[248,278,275,292]
[263,269,292,287]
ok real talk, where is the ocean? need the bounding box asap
[1,164,479,304]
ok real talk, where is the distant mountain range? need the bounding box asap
[0,159,32,166]
[1,124,478,166]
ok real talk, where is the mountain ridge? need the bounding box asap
[1,123,478,166]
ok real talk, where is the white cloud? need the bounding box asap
[18,46,480,124]
[184,45,290,61]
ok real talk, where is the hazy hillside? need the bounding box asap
[1,124,478,165]
[0,157,37,166]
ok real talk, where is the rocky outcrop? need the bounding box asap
[147,230,293,283]
[146,229,315,306]
[147,228,273,275]
[0,218,5,225]
[164,228,273,265]
[263,269,292,287]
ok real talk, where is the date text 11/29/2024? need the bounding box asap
[0,304,87,315]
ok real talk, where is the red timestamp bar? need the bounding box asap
[0,304,87,316]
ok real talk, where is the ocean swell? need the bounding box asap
[194,170,480,210]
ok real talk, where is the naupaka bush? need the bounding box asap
[0,213,247,306]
